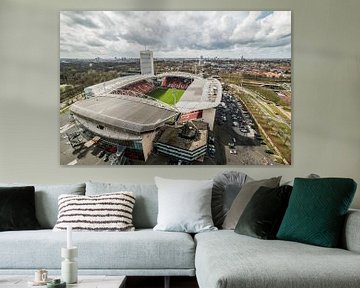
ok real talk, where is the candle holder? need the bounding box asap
[61,247,78,284]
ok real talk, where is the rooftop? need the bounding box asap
[175,78,222,112]
[70,94,179,134]
[156,122,208,152]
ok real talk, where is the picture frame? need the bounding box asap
[60,11,291,166]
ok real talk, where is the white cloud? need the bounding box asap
[60,11,291,59]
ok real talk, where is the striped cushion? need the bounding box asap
[53,192,136,232]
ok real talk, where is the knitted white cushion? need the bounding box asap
[153,177,217,233]
[53,192,135,231]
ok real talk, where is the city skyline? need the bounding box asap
[60,11,291,59]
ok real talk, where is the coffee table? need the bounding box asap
[0,275,126,288]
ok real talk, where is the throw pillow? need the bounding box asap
[277,178,357,248]
[53,192,136,231]
[234,185,293,239]
[222,176,281,230]
[153,177,217,233]
[35,184,86,228]
[283,173,320,186]
[0,183,86,229]
[212,171,252,228]
[0,186,41,231]
[86,181,158,229]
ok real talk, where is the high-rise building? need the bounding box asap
[199,55,205,66]
[140,50,154,75]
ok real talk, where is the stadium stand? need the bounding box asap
[123,80,155,94]
[161,77,193,90]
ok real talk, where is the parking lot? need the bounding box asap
[60,110,123,165]
[211,92,276,165]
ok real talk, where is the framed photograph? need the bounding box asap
[60,11,291,166]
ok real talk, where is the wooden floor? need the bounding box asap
[126,276,199,288]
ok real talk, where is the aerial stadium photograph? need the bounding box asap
[60,11,292,166]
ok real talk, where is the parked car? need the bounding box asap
[229,149,237,155]
[103,153,110,162]
[98,150,106,158]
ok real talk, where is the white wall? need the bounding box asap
[0,0,359,208]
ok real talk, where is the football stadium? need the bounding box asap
[69,51,222,163]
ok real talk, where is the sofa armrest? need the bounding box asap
[342,209,360,253]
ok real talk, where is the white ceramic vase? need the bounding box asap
[61,247,78,284]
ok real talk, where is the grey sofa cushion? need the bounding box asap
[212,171,251,228]
[86,182,158,229]
[222,177,281,230]
[283,173,320,186]
[342,209,360,253]
[195,230,360,288]
[0,183,86,229]
[0,229,195,271]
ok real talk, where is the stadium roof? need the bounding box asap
[84,72,201,98]
[175,78,222,112]
[84,74,155,97]
[157,72,202,80]
[70,94,179,134]
[83,72,222,113]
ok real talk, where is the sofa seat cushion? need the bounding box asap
[0,229,195,271]
[195,230,360,288]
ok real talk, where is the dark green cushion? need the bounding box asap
[277,178,357,247]
[0,186,41,231]
[235,185,292,239]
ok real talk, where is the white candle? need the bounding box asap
[67,225,72,249]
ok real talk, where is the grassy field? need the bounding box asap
[60,84,73,93]
[244,84,289,107]
[147,88,185,105]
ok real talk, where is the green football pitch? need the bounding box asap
[147,88,185,105]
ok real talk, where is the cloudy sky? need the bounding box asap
[60,11,291,59]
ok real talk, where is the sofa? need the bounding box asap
[0,177,359,288]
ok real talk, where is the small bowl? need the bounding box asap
[47,279,66,288]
